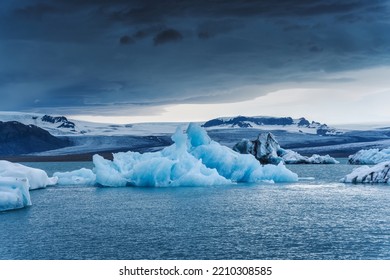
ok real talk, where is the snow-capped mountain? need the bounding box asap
[1,111,390,158]
[0,111,181,137]
[202,115,343,135]
[0,120,69,155]
[0,112,344,137]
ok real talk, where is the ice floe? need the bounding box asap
[54,168,96,185]
[0,160,57,211]
[341,161,390,184]
[0,177,32,211]
[0,160,57,190]
[233,132,339,164]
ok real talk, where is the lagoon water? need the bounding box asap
[0,160,389,260]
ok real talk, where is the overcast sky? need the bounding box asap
[1,0,390,124]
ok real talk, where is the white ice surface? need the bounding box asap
[348,148,390,164]
[54,168,96,185]
[342,161,390,184]
[0,160,57,190]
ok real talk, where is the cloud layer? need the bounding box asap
[1,0,390,117]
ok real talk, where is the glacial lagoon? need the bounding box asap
[1,160,389,260]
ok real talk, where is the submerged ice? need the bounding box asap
[89,123,298,187]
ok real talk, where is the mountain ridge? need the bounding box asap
[202,115,342,136]
[0,121,70,155]
[1,111,390,159]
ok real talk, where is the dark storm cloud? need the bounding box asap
[309,45,324,53]
[14,3,61,19]
[133,25,164,40]
[1,0,390,114]
[101,0,387,22]
[197,19,242,39]
[9,0,390,23]
[153,29,183,45]
[119,35,135,45]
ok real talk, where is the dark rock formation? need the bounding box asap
[233,132,338,165]
[0,121,70,155]
[41,115,75,129]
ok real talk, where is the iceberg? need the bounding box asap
[348,148,390,165]
[0,160,58,190]
[282,151,339,164]
[233,132,339,164]
[341,161,390,184]
[0,177,32,211]
[54,168,96,185]
[92,123,298,187]
[0,160,57,211]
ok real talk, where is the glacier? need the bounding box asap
[233,132,339,165]
[348,148,390,165]
[342,161,390,184]
[83,123,298,187]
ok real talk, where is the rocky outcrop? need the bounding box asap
[202,115,343,136]
[0,121,70,155]
[41,115,75,129]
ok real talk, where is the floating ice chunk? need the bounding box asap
[281,150,338,164]
[348,148,390,165]
[341,161,390,184]
[0,160,57,211]
[54,168,96,185]
[93,154,129,187]
[305,154,339,164]
[233,132,339,164]
[0,160,57,190]
[93,128,229,187]
[0,177,32,211]
[187,123,298,182]
[93,124,297,187]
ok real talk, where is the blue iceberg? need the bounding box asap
[0,160,57,211]
[90,123,298,187]
[54,168,96,185]
[0,177,32,211]
[0,160,58,190]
